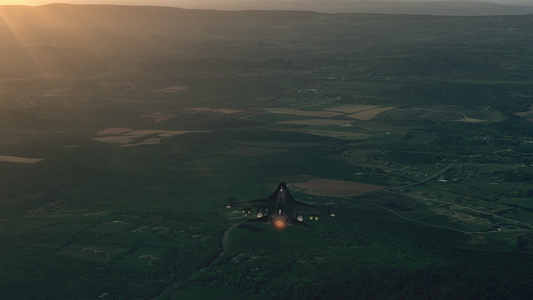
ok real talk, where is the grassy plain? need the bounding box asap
[0,4,532,300]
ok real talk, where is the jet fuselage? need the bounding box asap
[267,182,293,230]
[228,182,333,230]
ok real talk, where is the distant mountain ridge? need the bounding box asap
[1,3,532,38]
[32,0,533,16]
[186,1,533,16]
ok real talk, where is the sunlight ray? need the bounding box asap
[0,7,57,90]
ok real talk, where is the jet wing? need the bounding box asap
[229,189,278,208]
[291,218,312,227]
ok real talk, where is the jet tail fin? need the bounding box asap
[291,218,312,228]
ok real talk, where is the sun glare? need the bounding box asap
[2,1,48,5]
[0,4,57,85]
[0,0,105,128]
[0,2,99,85]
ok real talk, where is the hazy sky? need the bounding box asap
[4,0,533,6]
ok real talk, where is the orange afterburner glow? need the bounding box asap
[273,219,287,231]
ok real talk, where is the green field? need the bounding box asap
[0,4,532,300]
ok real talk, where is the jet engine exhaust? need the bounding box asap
[272,215,287,231]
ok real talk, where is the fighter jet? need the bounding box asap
[227,182,334,231]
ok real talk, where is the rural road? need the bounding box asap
[218,220,246,261]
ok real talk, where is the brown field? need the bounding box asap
[515,104,533,121]
[225,146,287,156]
[157,130,210,137]
[324,104,380,113]
[263,107,342,117]
[93,129,210,145]
[121,137,161,147]
[294,178,386,197]
[140,113,176,123]
[347,107,396,120]
[276,119,353,126]
[0,155,43,164]
[186,107,242,114]
[272,128,370,140]
[92,136,142,144]
[125,130,169,136]
[97,128,133,135]
[156,85,189,93]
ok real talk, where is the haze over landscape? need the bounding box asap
[0,1,532,299]
[5,0,533,15]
